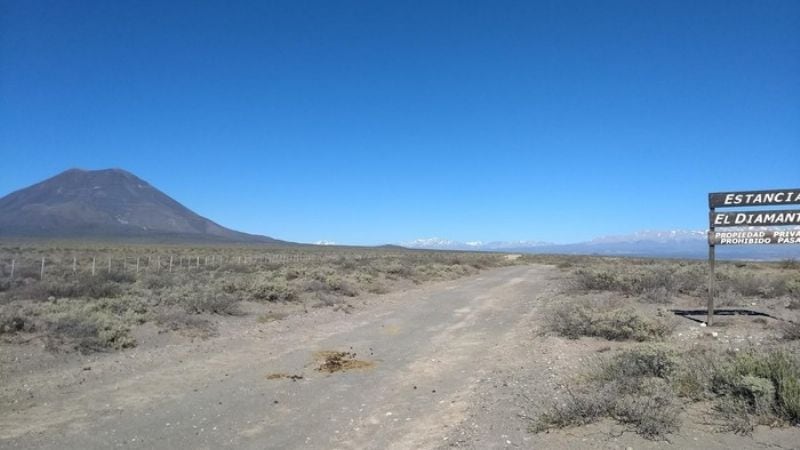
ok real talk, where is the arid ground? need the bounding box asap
[1,248,799,449]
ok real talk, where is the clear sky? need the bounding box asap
[1,1,798,245]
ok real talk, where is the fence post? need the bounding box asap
[73,256,77,274]
[40,257,45,280]
[707,202,716,327]
[196,256,200,267]
[92,257,96,276]
[136,257,140,274]
[157,255,161,272]
[169,256,173,272]
[108,256,112,274]
[10,259,15,280]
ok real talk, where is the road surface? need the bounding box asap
[1,265,558,449]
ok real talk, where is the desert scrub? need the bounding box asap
[182,293,240,315]
[578,262,708,297]
[711,348,800,431]
[533,345,681,439]
[160,283,241,315]
[153,309,216,339]
[40,298,142,352]
[544,296,676,341]
[568,258,798,301]
[5,272,130,301]
[256,310,290,323]
[250,280,297,302]
[782,321,800,341]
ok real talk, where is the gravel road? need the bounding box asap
[1,265,558,449]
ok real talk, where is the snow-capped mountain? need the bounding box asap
[401,238,468,250]
[401,238,552,251]
[589,230,707,244]
[313,240,337,246]
[401,229,800,260]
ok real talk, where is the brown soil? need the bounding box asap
[314,350,375,373]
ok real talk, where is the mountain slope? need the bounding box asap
[0,168,283,243]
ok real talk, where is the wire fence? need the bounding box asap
[0,249,483,282]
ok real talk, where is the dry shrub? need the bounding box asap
[183,294,240,315]
[534,346,680,439]
[44,312,135,353]
[250,280,296,302]
[545,296,675,341]
[782,321,800,341]
[154,310,216,338]
[711,348,800,430]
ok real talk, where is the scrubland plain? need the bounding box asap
[1,245,799,448]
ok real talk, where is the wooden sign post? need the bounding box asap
[707,188,800,326]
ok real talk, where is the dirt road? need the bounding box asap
[1,265,560,449]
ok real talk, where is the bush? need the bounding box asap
[545,297,675,341]
[139,273,172,290]
[613,377,680,439]
[573,269,624,292]
[782,321,800,341]
[45,312,135,353]
[531,385,612,432]
[250,281,296,302]
[596,345,677,381]
[534,346,680,439]
[154,310,216,338]
[712,348,800,429]
[183,294,240,315]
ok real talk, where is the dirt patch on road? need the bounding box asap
[314,351,374,373]
[265,373,304,381]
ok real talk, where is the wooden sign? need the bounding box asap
[710,210,800,227]
[709,229,800,245]
[709,189,800,208]
[706,188,800,327]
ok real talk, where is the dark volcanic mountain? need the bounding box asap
[0,168,283,243]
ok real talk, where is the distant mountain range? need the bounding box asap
[400,238,552,252]
[0,168,284,244]
[2,168,798,259]
[402,230,800,260]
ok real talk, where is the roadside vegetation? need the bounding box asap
[533,345,800,438]
[0,246,515,352]
[530,255,800,440]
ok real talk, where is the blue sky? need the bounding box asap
[1,1,798,245]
